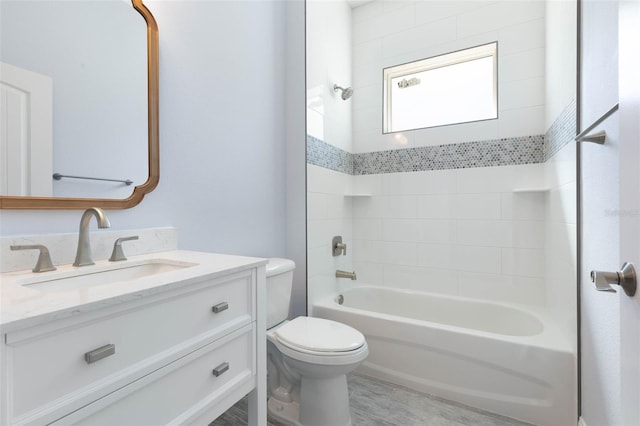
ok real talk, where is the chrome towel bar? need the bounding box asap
[53,173,133,186]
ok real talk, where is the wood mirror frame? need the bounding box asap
[0,0,159,210]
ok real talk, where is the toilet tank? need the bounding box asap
[266,258,295,329]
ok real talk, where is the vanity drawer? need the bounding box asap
[6,270,254,421]
[54,324,255,426]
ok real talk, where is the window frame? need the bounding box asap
[382,42,499,134]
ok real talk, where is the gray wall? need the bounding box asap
[0,0,147,199]
[1,1,300,269]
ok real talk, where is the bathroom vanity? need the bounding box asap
[0,251,267,425]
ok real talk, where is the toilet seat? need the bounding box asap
[276,317,365,353]
[269,317,369,366]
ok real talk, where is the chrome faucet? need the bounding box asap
[73,207,111,267]
[336,270,357,280]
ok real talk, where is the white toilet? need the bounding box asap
[265,258,368,426]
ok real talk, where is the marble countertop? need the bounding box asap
[1,250,267,334]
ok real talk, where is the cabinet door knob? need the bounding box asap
[212,302,229,313]
[85,344,116,364]
[212,362,229,377]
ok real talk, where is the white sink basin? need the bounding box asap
[15,259,198,293]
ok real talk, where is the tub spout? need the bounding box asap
[336,270,357,280]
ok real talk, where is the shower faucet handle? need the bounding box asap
[332,236,347,256]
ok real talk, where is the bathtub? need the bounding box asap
[313,286,575,426]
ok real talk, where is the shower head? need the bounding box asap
[333,84,353,100]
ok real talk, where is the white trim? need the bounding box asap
[385,43,497,77]
[578,416,587,426]
[0,62,52,196]
[383,42,498,133]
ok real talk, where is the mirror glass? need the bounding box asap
[0,0,148,201]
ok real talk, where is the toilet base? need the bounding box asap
[268,396,301,425]
[267,374,354,426]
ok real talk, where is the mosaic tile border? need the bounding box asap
[306,135,353,174]
[353,136,544,175]
[544,99,577,161]
[307,134,545,175]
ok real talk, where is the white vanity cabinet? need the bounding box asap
[0,251,267,426]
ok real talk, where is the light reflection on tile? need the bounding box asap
[544,99,576,161]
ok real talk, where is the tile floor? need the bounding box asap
[210,374,533,426]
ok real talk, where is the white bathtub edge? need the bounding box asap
[315,285,574,353]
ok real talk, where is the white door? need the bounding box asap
[580,1,640,425]
[0,62,52,196]
[617,1,640,423]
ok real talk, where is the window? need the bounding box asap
[383,42,498,133]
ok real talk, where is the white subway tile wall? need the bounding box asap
[306,0,576,331]
[544,138,578,349]
[352,0,547,153]
[307,162,549,308]
[307,165,355,314]
[307,101,577,328]
[306,102,577,331]
[306,0,352,152]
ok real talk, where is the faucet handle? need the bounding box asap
[332,236,347,256]
[11,244,56,273]
[109,236,139,262]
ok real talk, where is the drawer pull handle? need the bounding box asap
[85,344,115,364]
[212,302,229,314]
[212,362,229,377]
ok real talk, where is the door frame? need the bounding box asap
[0,62,53,197]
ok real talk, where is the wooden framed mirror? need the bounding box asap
[0,0,158,209]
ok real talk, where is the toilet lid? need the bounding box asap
[274,317,365,353]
